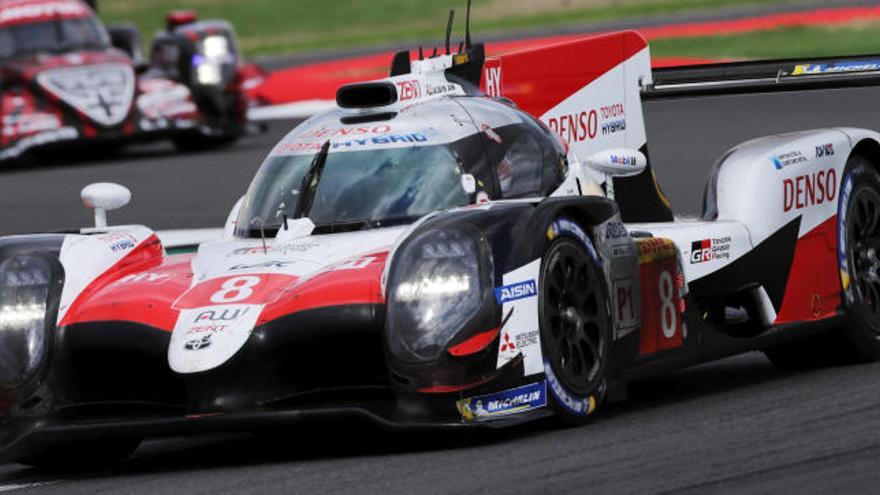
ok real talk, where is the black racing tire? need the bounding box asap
[539,220,611,426]
[837,157,880,361]
[765,156,880,368]
[17,436,141,471]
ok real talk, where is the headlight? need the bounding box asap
[196,63,223,85]
[202,35,230,60]
[387,228,493,362]
[0,255,52,388]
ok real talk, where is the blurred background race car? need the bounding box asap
[0,0,266,164]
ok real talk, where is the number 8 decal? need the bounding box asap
[210,276,261,304]
[659,270,677,339]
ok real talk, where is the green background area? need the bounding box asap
[100,0,799,57]
[650,24,880,60]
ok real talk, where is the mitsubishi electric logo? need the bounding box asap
[37,64,135,127]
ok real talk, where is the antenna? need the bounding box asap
[419,46,424,60]
[465,0,472,49]
[445,9,455,55]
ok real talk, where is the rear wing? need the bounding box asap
[478,31,673,222]
[646,54,880,98]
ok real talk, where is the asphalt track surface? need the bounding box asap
[2,88,880,493]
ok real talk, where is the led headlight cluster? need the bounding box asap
[194,35,231,86]
[0,255,53,388]
[387,228,493,362]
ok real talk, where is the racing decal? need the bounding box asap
[547,218,600,264]
[816,143,835,159]
[483,59,502,98]
[0,0,90,27]
[543,359,597,416]
[496,259,543,376]
[494,280,537,304]
[173,274,297,309]
[481,31,651,159]
[37,64,135,127]
[770,150,807,170]
[690,237,732,264]
[0,127,78,161]
[168,303,264,373]
[612,278,639,333]
[57,227,163,326]
[456,381,547,422]
[783,168,837,212]
[839,173,854,303]
[637,238,684,355]
[137,80,198,120]
[792,59,880,76]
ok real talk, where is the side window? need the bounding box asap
[497,132,543,198]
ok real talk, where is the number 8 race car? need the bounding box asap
[1,10,880,468]
[0,0,260,164]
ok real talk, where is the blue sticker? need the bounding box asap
[549,218,600,265]
[544,359,596,416]
[457,381,547,421]
[495,280,537,304]
[793,60,880,76]
[839,174,854,299]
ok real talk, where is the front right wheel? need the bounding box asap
[539,227,611,425]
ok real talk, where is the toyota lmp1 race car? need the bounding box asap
[0,0,258,164]
[2,14,880,468]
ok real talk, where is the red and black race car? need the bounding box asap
[0,0,263,163]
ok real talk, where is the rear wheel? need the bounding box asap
[17,437,141,471]
[539,222,611,425]
[838,157,880,361]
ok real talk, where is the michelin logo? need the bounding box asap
[457,381,547,421]
[495,280,537,304]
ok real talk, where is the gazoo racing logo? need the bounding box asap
[495,280,537,304]
[690,237,732,264]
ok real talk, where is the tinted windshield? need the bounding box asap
[0,16,109,59]
[236,145,471,236]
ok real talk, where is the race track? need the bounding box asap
[1,87,880,493]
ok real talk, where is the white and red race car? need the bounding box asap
[0,17,878,468]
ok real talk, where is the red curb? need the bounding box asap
[253,6,880,105]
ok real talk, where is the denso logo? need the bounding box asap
[395,80,421,101]
[548,111,598,144]
[783,168,837,212]
[194,307,250,323]
[494,280,538,304]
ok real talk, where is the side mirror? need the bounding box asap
[584,148,647,199]
[585,148,647,178]
[81,183,131,228]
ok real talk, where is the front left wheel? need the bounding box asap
[539,223,611,425]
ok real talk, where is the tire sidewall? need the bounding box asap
[840,157,880,357]
[539,218,611,424]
